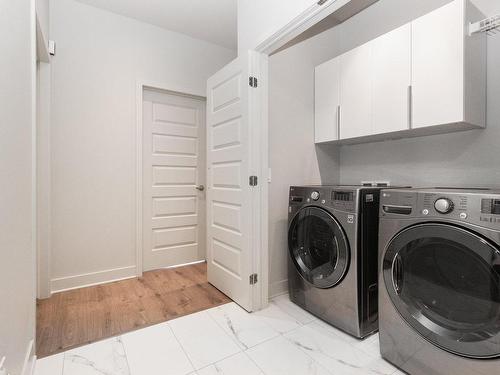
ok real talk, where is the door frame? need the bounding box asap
[135,81,206,277]
[246,0,359,308]
[134,0,355,303]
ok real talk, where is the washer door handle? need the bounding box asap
[392,254,404,295]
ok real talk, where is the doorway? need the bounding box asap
[142,89,207,272]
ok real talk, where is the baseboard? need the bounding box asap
[28,355,36,375]
[269,279,288,298]
[51,265,137,293]
[20,339,35,375]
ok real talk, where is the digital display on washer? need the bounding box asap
[481,199,500,215]
[332,191,354,202]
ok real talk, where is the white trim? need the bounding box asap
[162,260,206,270]
[20,339,35,375]
[35,15,49,63]
[250,0,360,306]
[135,82,144,278]
[50,266,137,293]
[269,279,288,299]
[252,52,269,310]
[29,355,37,375]
[135,80,207,278]
[255,0,353,55]
[36,61,52,299]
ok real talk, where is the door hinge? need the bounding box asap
[249,175,258,186]
[249,273,258,285]
[249,76,258,88]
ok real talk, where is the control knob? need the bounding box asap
[310,191,320,201]
[434,198,454,214]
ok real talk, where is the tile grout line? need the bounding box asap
[241,349,266,375]
[204,304,249,351]
[117,336,133,375]
[201,301,291,374]
[166,322,198,374]
[61,351,66,375]
[207,300,301,351]
[279,332,337,375]
[242,296,322,375]
[283,322,399,375]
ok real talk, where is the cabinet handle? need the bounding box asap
[407,85,412,129]
[337,105,341,139]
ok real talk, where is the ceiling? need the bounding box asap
[75,0,237,49]
[471,0,500,16]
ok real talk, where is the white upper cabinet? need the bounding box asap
[315,57,340,143]
[412,0,463,128]
[372,24,411,134]
[314,0,486,144]
[340,43,373,139]
[412,0,486,129]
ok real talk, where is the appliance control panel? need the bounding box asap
[420,193,468,219]
[381,189,500,230]
[289,186,357,213]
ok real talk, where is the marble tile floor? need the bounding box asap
[35,294,403,375]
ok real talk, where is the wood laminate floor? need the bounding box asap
[36,262,231,358]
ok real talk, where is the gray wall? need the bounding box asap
[268,0,499,296]
[0,1,36,373]
[268,31,342,296]
[338,0,500,187]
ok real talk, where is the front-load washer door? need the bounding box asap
[288,206,350,289]
[383,223,500,359]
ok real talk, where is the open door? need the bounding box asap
[206,51,266,312]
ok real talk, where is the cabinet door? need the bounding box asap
[340,43,372,139]
[411,0,464,128]
[372,24,411,134]
[315,57,340,143]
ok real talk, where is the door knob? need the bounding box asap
[196,185,205,191]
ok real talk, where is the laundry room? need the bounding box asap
[267,0,500,297]
[266,0,500,373]
[2,0,500,375]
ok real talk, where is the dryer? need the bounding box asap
[378,188,500,375]
[287,185,385,338]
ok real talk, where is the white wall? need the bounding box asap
[237,0,316,54]
[48,0,236,292]
[268,32,344,296]
[0,0,36,373]
[36,0,49,43]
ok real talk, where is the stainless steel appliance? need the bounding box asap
[288,185,386,338]
[378,188,500,375]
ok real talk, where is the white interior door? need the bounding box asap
[142,89,206,272]
[206,52,263,312]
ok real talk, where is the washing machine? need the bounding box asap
[288,185,386,338]
[378,188,500,375]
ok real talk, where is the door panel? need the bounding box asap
[143,90,206,271]
[411,0,464,128]
[340,42,373,139]
[315,57,340,142]
[207,52,259,311]
[372,24,411,134]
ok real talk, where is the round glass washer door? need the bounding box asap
[383,223,500,359]
[288,206,350,289]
